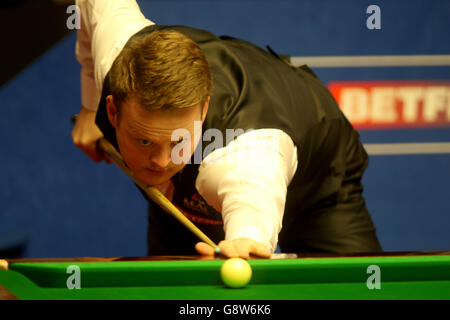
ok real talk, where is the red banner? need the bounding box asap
[328,81,450,129]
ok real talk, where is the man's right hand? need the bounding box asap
[72,107,110,163]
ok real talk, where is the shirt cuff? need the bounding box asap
[226,225,274,253]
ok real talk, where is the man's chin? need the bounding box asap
[137,169,173,186]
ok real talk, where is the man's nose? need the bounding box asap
[150,148,172,169]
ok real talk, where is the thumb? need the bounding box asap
[195,242,215,256]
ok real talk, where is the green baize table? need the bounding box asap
[0,251,449,300]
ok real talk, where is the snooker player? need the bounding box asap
[72,0,382,258]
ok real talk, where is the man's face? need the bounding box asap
[106,95,208,186]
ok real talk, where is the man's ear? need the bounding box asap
[106,95,119,128]
[201,96,210,123]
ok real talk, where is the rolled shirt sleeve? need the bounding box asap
[195,129,298,252]
[75,0,154,111]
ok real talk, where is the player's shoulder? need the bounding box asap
[151,24,220,43]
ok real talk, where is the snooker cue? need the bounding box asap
[95,138,220,252]
[70,115,219,252]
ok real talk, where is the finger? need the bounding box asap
[94,144,112,164]
[250,243,272,258]
[235,241,252,259]
[74,137,103,163]
[83,147,103,163]
[90,152,103,163]
[218,240,239,258]
[195,242,215,256]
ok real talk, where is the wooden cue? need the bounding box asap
[96,138,220,252]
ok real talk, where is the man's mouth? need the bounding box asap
[145,168,168,173]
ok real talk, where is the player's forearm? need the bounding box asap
[219,170,287,253]
[76,0,99,111]
[75,0,155,111]
[196,129,298,252]
[79,69,100,111]
[90,0,154,91]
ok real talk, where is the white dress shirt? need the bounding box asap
[76,0,299,252]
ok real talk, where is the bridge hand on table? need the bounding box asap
[195,237,272,259]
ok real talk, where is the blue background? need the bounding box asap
[0,0,449,257]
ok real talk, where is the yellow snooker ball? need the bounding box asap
[220,258,252,288]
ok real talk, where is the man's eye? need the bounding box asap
[139,139,152,146]
[172,138,185,147]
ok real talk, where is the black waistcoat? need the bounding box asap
[95,25,369,252]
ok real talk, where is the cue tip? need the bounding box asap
[214,247,221,255]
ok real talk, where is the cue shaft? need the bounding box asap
[96,138,219,250]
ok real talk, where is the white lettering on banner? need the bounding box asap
[396,87,423,122]
[336,85,450,126]
[341,88,369,123]
[371,87,397,123]
[423,86,448,122]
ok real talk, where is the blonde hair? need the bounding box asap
[109,29,212,113]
